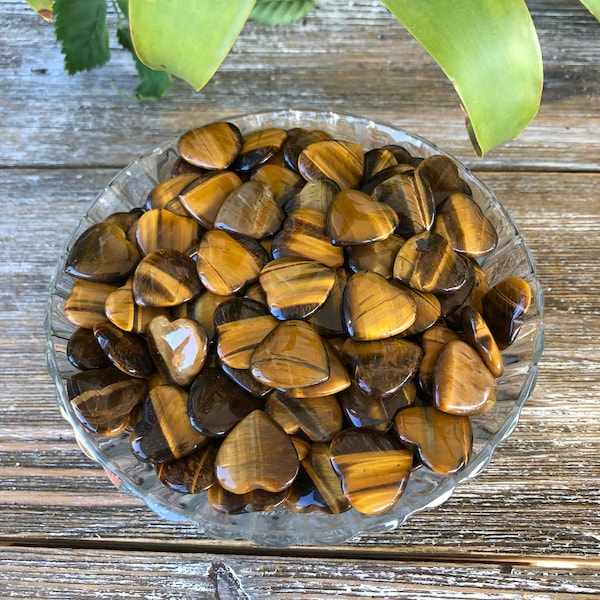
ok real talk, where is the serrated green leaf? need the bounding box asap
[54,0,110,74]
[129,0,256,91]
[579,0,600,20]
[117,26,173,99]
[382,0,543,156]
[250,0,314,26]
[23,0,53,22]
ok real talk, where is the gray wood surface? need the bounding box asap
[1,0,599,597]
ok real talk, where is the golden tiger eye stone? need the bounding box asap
[251,163,304,206]
[178,122,242,170]
[65,279,118,329]
[461,305,504,377]
[283,178,339,214]
[134,208,201,255]
[208,483,290,514]
[417,324,461,394]
[415,154,471,203]
[330,428,413,515]
[402,287,442,336]
[282,128,333,171]
[105,285,168,333]
[146,173,199,216]
[394,405,473,475]
[234,127,288,171]
[347,234,406,278]
[215,410,299,494]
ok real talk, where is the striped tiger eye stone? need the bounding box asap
[134,208,201,255]
[208,483,290,514]
[330,428,413,515]
[402,287,442,336]
[283,178,339,214]
[67,327,112,370]
[234,127,288,171]
[417,324,461,395]
[105,285,168,333]
[146,173,199,216]
[251,163,303,206]
[363,147,398,180]
[133,249,202,307]
[415,154,471,203]
[65,279,118,329]
[282,128,333,172]
[156,441,218,494]
[348,234,406,279]
[460,305,504,377]
[177,122,242,170]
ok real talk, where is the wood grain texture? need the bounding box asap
[1,0,599,595]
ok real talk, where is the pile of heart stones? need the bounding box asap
[63,121,532,516]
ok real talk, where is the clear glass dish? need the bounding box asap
[45,109,544,547]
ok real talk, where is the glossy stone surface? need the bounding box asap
[132,249,202,308]
[66,327,112,370]
[146,315,209,387]
[67,367,148,435]
[417,324,461,394]
[156,441,218,493]
[65,280,118,329]
[308,268,347,336]
[177,122,242,170]
[283,178,339,214]
[130,384,208,463]
[185,290,236,340]
[394,405,473,475]
[250,320,330,389]
[220,363,273,398]
[282,128,333,171]
[347,234,405,279]
[146,173,199,216]
[65,222,139,282]
[482,277,532,349]
[415,154,471,203]
[134,208,201,255]
[208,483,290,514]
[234,127,288,171]
[344,271,417,340]
[461,306,504,377]
[330,428,413,514]
[327,189,398,246]
[251,163,303,206]
[434,340,499,416]
[215,410,299,494]
[363,147,398,180]
[105,285,167,334]
[286,465,333,513]
[402,287,442,336]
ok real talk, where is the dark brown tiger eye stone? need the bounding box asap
[363,147,398,180]
[282,128,333,172]
[393,230,469,294]
[215,410,299,494]
[65,279,119,329]
[133,248,202,307]
[330,428,413,514]
[178,122,242,170]
[327,189,399,246]
[417,324,461,395]
[437,254,476,321]
[283,178,340,214]
[131,384,208,463]
[342,337,422,398]
[234,127,288,171]
[308,268,347,336]
[65,222,139,282]
[156,440,219,493]
[461,305,504,377]
[482,277,532,349]
[104,209,144,233]
[187,367,264,437]
[67,327,112,370]
[286,465,333,513]
[134,208,201,255]
[298,139,365,190]
[415,154,471,203]
[171,156,207,177]
[347,234,406,279]
[220,363,273,398]
[360,163,415,196]
[251,163,303,206]
[67,367,148,435]
[146,173,199,216]
[402,287,442,336]
[394,405,473,475]
[208,483,290,514]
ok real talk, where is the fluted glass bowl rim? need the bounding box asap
[45,109,545,547]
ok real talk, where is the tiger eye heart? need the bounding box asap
[327,189,399,246]
[259,257,336,320]
[250,320,330,389]
[283,178,339,214]
[415,154,471,203]
[393,231,469,293]
[330,428,413,514]
[134,208,201,255]
[402,287,442,336]
[461,306,504,377]
[394,405,472,475]
[434,340,498,416]
[308,268,347,336]
[105,285,168,333]
[344,271,417,340]
[208,484,290,515]
[65,280,119,329]
[347,234,405,278]
[282,128,333,171]
[363,147,398,180]
[146,315,209,387]
[130,384,208,463]
[234,127,288,171]
[215,410,299,494]
[177,122,242,170]
[65,222,139,282]
[146,173,199,215]
[66,327,112,370]
[417,324,460,394]
[251,163,303,206]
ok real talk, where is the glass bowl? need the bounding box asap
[45,109,544,547]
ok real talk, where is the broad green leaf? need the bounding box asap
[54,0,110,74]
[250,0,314,26]
[23,0,53,22]
[129,0,256,91]
[116,0,129,17]
[117,27,173,99]
[579,0,600,20]
[382,0,543,156]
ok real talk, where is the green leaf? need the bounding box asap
[23,0,53,22]
[129,0,256,91]
[116,0,129,17]
[250,0,314,26]
[54,0,110,74]
[117,26,173,99]
[579,0,600,20]
[381,0,543,156]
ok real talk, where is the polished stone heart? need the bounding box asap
[417,324,460,395]
[436,254,475,321]
[220,363,273,398]
[105,285,167,333]
[347,234,405,278]
[330,428,413,514]
[146,315,209,387]
[286,465,333,513]
[187,367,264,437]
[234,127,288,171]
[394,405,472,475]
[146,173,199,216]
[461,306,504,377]
[342,337,422,398]
[196,230,269,296]
[64,279,119,329]
[250,320,330,389]
[214,180,284,239]
[156,441,218,494]
[402,287,442,336]
[434,340,498,416]
[271,207,345,268]
[298,139,364,190]
[178,170,242,229]
[177,122,242,170]
[251,163,303,206]
[134,208,201,255]
[482,277,532,349]
[282,128,333,171]
[67,367,148,435]
[65,222,139,282]
[343,271,417,340]
[259,256,336,320]
[433,192,498,258]
[133,249,202,308]
[327,189,399,246]
[265,391,343,442]
[215,410,299,494]
[308,268,347,336]
[208,483,290,514]
[393,230,469,293]
[66,327,112,370]
[363,147,398,180]
[131,384,208,463]
[283,178,339,214]
[415,154,471,203]
[185,290,236,340]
